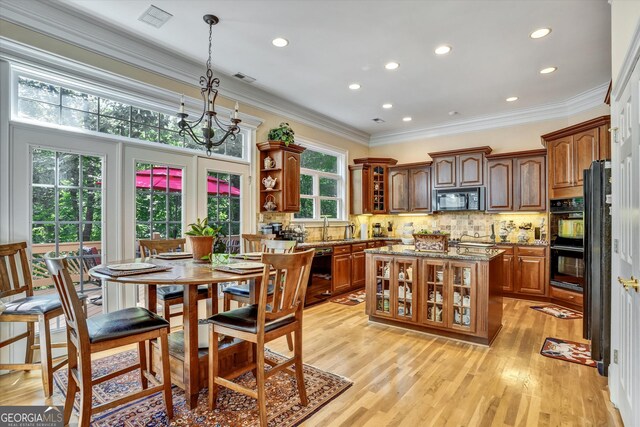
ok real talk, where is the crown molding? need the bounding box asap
[369,83,610,146]
[612,18,640,101]
[0,0,370,146]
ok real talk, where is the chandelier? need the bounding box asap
[177,14,241,156]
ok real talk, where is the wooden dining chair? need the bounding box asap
[241,233,275,253]
[44,254,173,427]
[0,242,86,398]
[208,249,315,426]
[139,238,210,319]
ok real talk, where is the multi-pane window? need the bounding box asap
[294,148,344,220]
[31,148,104,324]
[135,163,183,240]
[16,76,245,159]
[207,172,242,254]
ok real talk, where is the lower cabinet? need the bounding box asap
[332,241,388,295]
[351,250,366,288]
[332,252,352,294]
[497,245,547,297]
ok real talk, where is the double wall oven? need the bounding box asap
[549,197,585,292]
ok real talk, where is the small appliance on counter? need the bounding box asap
[372,223,384,237]
[344,223,355,240]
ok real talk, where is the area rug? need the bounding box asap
[540,337,596,367]
[329,290,366,306]
[53,349,352,426]
[531,304,583,319]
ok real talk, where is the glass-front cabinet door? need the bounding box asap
[372,256,393,317]
[449,262,476,332]
[394,258,417,321]
[372,165,386,213]
[421,260,448,327]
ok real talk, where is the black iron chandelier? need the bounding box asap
[177,14,241,156]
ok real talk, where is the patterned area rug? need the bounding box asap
[329,290,366,306]
[530,304,583,319]
[53,349,352,426]
[540,337,596,367]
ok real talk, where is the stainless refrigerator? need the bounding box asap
[583,160,612,376]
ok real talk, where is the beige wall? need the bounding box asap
[611,0,640,85]
[368,104,610,163]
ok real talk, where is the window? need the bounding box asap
[294,147,345,220]
[16,76,246,159]
[135,163,183,241]
[207,171,242,254]
[30,148,104,324]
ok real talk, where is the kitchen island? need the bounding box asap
[365,245,504,345]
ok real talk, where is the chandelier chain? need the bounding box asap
[206,22,213,71]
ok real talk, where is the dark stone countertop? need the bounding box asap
[364,244,505,261]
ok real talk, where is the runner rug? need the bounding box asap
[53,349,352,426]
[530,304,583,319]
[540,337,596,367]
[329,290,366,306]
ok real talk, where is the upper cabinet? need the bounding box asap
[388,163,432,214]
[257,141,306,213]
[350,158,398,215]
[429,147,492,188]
[542,116,610,199]
[486,150,546,212]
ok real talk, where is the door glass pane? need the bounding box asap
[375,258,392,315]
[30,149,104,327]
[207,171,242,254]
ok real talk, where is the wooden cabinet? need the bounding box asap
[350,158,397,214]
[332,249,352,295]
[368,255,395,318]
[351,250,366,288]
[429,147,492,188]
[330,242,375,294]
[420,260,448,327]
[388,163,432,213]
[499,245,548,297]
[550,286,583,310]
[257,141,306,213]
[486,150,546,212]
[542,116,610,199]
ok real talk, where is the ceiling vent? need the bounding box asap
[372,118,385,123]
[138,5,173,28]
[233,72,256,83]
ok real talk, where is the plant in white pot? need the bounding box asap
[185,218,226,263]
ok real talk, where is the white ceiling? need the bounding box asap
[58,0,611,141]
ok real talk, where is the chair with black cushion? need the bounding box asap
[44,254,173,427]
[139,238,210,319]
[208,249,314,426]
[0,242,87,398]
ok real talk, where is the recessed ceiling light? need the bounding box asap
[382,103,393,109]
[348,83,361,90]
[540,67,557,74]
[402,117,412,122]
[385,62,399,70]
[434,45,452,55]
[530,28,551,39]
[448,111,458,116]
[272,37,289,47]
[506,96,518,102]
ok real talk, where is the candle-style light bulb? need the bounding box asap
[234,101,239,119]
[179,94,185,114]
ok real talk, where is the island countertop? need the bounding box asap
[364,244,504,261]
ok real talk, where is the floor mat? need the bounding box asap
[329,290,366,306]
[540,337,596,367]
[530,304,583,319]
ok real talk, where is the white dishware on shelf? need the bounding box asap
[262,175,277,189]
[383,265,390,279]
[463,295,470,307]
[436,271,444,282]
[429,291,435,302]
[406,266,413,281]
[454,310,461,324]
[436,307,443,322]
[263,155,276,169]
[436,291,443,303]
[454,291,461,305]
[463,269,471,286]
[398,271,405,281]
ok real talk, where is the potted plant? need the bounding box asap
[267,122,295,146]
[185,218,226,263]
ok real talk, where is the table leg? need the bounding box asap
[147,285,157,375]
[183,285,199,409]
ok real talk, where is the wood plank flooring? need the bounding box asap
[0,298,622,426]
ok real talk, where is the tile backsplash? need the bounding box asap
[257,212,548,243]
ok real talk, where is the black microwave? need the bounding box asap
[433,187,485,212]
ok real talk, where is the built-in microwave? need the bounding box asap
[433,187,485,212]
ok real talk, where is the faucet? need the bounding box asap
[321,215,329,241]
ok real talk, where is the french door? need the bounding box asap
[610,45,640,426]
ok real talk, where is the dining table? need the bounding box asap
[89,256,268,409]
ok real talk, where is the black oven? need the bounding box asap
[550,245,585,292]
[549,197,585,292]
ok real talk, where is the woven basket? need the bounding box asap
[413,233,449,252]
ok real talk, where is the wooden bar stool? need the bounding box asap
[208,249,314,426]
[44,254,173,427]
[139,238,210,319]
[0,242,86,398]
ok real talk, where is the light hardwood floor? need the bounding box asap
[0,298,622,426]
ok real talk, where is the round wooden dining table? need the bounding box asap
[90,257,267,409]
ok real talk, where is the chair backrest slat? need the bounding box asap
[242,234,275,253]
[139,238,186,257]
[44,254,88,342]
[0,242,32,298]
[259,249,314,326]
[261,240,296,254]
